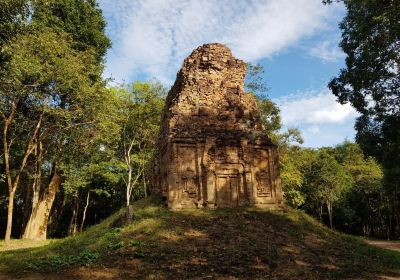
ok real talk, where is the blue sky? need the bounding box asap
[98,0,358,148]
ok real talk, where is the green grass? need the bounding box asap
[0,195,399,279]
[0,239,52,252]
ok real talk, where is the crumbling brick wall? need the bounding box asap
[151,43,283,209]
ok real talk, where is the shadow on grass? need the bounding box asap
[0,196,399,280]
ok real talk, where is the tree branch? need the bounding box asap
[3,98,19,192]
[12,111,44,191]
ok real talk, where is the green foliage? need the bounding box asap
[330,141,386,236]
[245,63,268,97]
[245,63,280,137]
[61,164,90,194]
[326,0,400,236]
[0,26,113,185]
[281,147,317,207]
[278,128,304,147]
[256,98,282,136]
[282,140,388,236]
[113,81,166,204]
[105,228,124,251]
[26,250,99,271]
[304,150,351,205]
[0,0,113,240]
[31,0,111,61]
[0,0,28,47]
[1,28,101,100]
[118,81,166,146]
[245,63,303,146]
[328,0,399,121]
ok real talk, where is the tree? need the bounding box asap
[325,0,400,236]
[0,0,112,241]
[303,151,351,228]
[0,26,111,241]
[115,82,165,220]
[31,0,111,61]
[245,63,280,135]
[0,0,28,47]
[245,63,268,98]
[331,141,386,237]
[280,141,388,237]
[280,147,316,208]
[61,160,116,235]
[245,63,303,145]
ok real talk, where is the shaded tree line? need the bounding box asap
[281,141,390,238]
[323,0,400,238]
[246,62,394,239]
[0,0,165,242]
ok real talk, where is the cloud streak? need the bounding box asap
[275,89,359,126]
[273,89,359,147]
[309,40,345,62]
[99,0,341,83]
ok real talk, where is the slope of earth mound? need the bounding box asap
[0,196,399,280]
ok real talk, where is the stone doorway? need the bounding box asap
[216,175,239,207]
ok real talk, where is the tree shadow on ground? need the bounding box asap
[0,199,399,280]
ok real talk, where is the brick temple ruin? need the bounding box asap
[150,43,283,209]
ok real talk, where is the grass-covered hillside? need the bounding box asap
[0,196,399,280]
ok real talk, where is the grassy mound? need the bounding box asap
[0,196,399,279]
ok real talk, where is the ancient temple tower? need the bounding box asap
[151,43,283,209]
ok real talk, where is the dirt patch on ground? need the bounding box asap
[367,240,400,253]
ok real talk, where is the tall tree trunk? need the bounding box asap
[3,102,42,243]
[327,201,333,229]
[389,208,396,240]
[126,165,132,207]
[143,162,147,198]
[31,140,43,216]
[126,165,134,222]
[124,137,137,222]
[50,193,67,236]
[22,139,42,237]
[3,99,17,244]
[79,191,90,232]
[68,194,79,236]
[5,190,16,243]
[123,136,145,222]
[20,177,32,238]
[318,203,323,222]
[22,164,61,240]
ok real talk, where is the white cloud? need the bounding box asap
[275,89,359,126]
[274,89,359,147]
[309,40,345,62]
[302,123,356,148]
[307,125,321,134]
[99,0,342,83]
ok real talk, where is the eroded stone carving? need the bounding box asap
[256,171,272,197]
[181,168,197,198]
[150,43,283,209]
